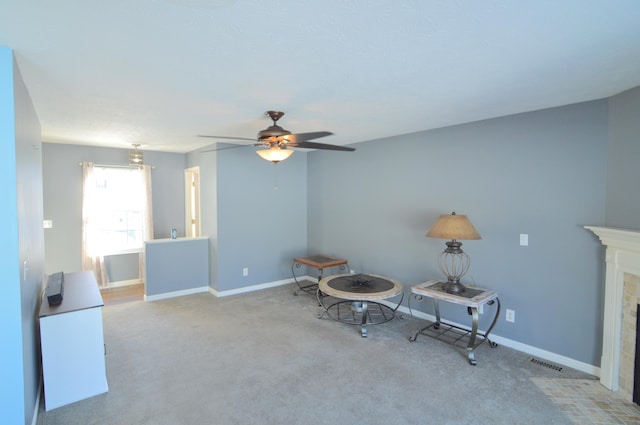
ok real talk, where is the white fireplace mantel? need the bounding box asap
[585,225,640,391]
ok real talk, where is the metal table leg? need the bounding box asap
[360,301,369,338]
[292,261,349,296]
[292,261,322,296]
[409,295,500,365]
[467,307,479,365]
[433,299,441,329]
[318,293,401,337]
[484,298,501,348]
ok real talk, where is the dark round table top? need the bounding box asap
[319,273,403,301]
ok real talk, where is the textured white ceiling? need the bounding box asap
[1,0,640,153]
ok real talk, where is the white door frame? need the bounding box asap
[184,166,201,237]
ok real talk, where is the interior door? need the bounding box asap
[184,166,201,237]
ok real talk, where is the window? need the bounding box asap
[90,166,145,254]
[81,162,153,287]
[82,163,153,257]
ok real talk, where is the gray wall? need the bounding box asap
[186,149,218,290]
[0,47,45,425]
[187,143,308,292]
[104,253,140,282]
[308,100,609,366]
[145,238,209,296]
[606,86,640,230]
[42,143,186,279]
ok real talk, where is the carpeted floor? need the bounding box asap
[36,283,635,425]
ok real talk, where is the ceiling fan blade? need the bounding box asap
[198,135,256,142]
[198,144,257,153]
[287,141,355,151]
[284,131,333,143]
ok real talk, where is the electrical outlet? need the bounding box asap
[506,309,515,323]
[242,267,248,277]
[520,234,528,246]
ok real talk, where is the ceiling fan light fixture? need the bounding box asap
[256,147,294,163]
[129,144,143,165]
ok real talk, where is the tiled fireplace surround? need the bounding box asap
[586,226,640,402]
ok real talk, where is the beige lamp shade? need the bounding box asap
[426,212,481,241]
[256,147,294,163]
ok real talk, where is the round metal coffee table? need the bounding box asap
[317,273,404,337]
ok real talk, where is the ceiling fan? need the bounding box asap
[198,110,355,163]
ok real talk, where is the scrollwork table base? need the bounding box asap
[409,280,500,365]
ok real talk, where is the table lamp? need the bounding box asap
[426,212,481,294]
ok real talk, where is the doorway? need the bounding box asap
[184,166,201,238]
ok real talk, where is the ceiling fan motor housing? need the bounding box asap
[258,111,290,140]
[258,125,291,140]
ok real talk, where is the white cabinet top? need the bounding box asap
[39,271,104,318]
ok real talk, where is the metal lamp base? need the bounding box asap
[437,242,470,294]
[443,280,466,294]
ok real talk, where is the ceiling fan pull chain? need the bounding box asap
[273,163,279,190]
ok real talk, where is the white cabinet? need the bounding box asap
[39,271,108,411]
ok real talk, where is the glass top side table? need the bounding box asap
[409,280,500,365]
[291,255,349,296]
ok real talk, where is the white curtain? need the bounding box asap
[81,162,154,287]
[81,162,109,286]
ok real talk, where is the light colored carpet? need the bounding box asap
[38,283,598,425]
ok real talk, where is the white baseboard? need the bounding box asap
[31,378,42,425]
[102,279,142,289]
[210,276,312,298]
[396,304,600,376]
[144,286,209,302]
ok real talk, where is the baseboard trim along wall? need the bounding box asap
[31,379,42,425]
[395,304,601,377]
[210,276,302,298]
[104,278,142,289]
[144,286,209,302]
